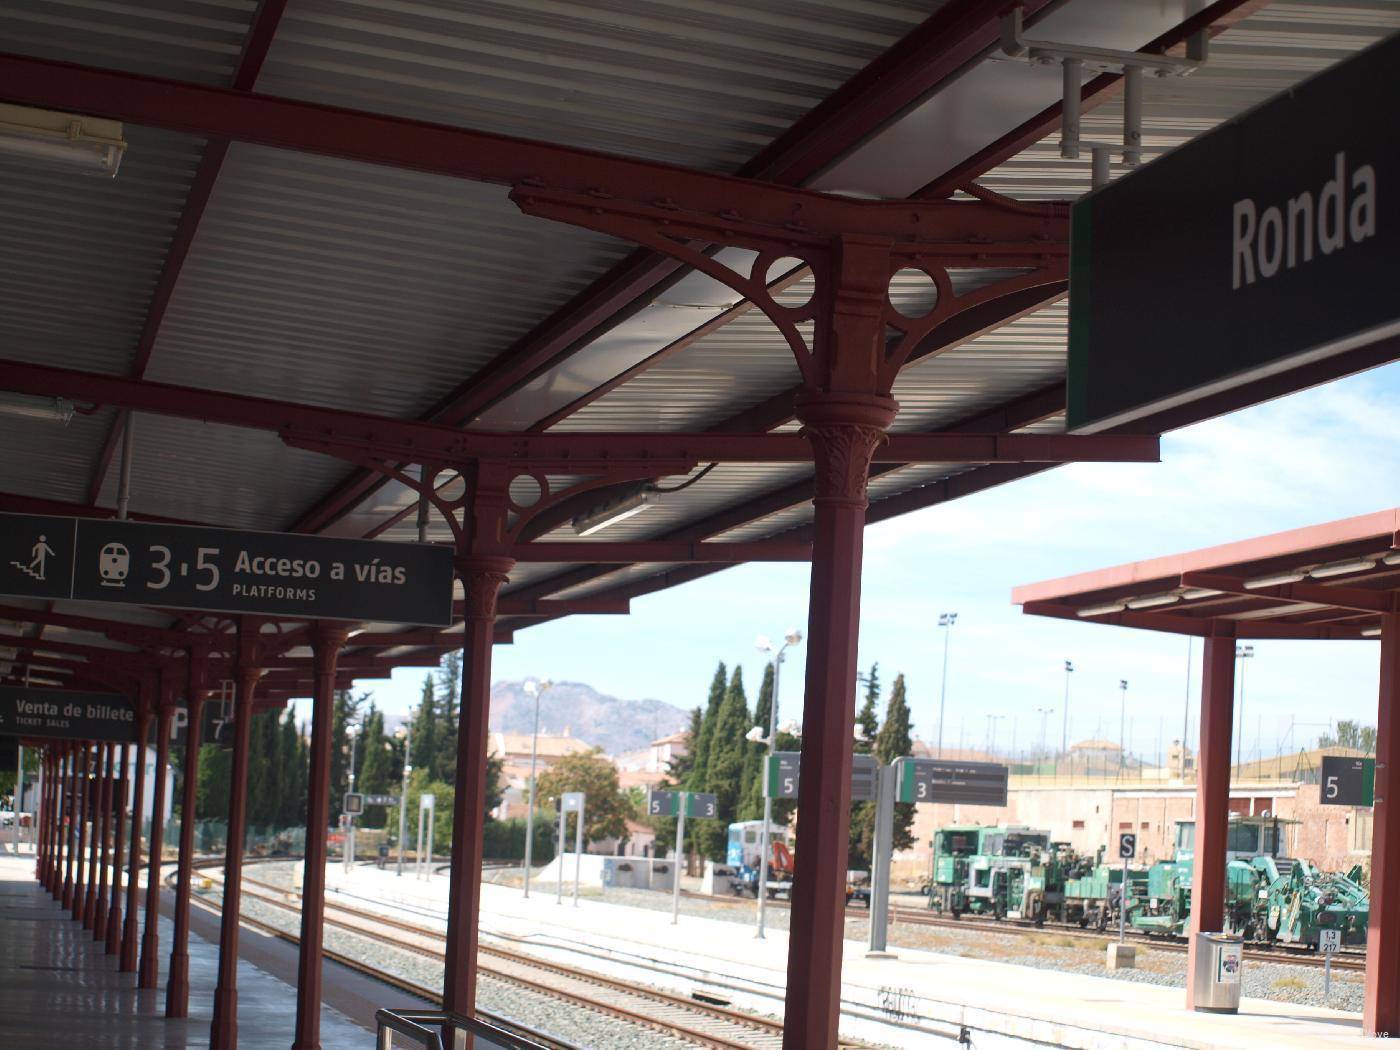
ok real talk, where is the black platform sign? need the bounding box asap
[646,790,719,819]
[896,758,1009,806]
[763,752,879,802]
[1067,31,1400,433]
[0,513,454,625]
[0,686,136,742]
[1321,755,1375,807]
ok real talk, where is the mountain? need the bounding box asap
[489,680,690,756]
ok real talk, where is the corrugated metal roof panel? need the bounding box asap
[0,0,256,84]
[145,143,632,416]
[257,0,934,171]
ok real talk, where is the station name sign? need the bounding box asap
[1067,31,1399,433]
[0,513,455,626]
[0,686,137,742]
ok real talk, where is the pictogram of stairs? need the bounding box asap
[9,560,42,579]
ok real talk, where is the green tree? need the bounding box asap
[434,652,462,782]
[649,707,700,855]
[196,743,232,822]
[699,666,750,859]
[848,663,882,867]
[875,673,916,854]
[1320,720,1377,754]
[536,749,634,846]
[247,708,282,829]
[359,706,394,828]
[278,712,308,828]
[329,689,365,821]
[387,768,454,856]
[409,677,439,797]
[688,663,727,794]
[739,662,775,821]
[856,663,880,753]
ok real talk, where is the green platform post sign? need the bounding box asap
[1068,31,1400,433]
[1320,756,1375,807]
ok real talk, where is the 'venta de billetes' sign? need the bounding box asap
[0,513,455,626]
[0,686,137,742]
[1067,30,1399,433]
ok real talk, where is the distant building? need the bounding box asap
[613,731,689,793]
[489,729,596,821]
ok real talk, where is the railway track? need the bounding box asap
[682,885,1365,972]
[193,861,800,1049]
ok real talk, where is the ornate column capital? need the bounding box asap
[455,556,515,622]
[795,392,898,507]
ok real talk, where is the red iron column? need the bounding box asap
[442,555,514,1030]
[122,704,152,972]
[1185,631,1236,1009]
[292,622,350,1050]
[783,396,894,1048]
[84,743,102,927]
[71,743,90,920]
[63,745,77,906]
[167,647,208,1017]
[39,750,53,888]
[94,743,114,939]
[211,619,262,1050]
[140,691,176,989]
[1365,611,1399,1036]
[107,740,130,955]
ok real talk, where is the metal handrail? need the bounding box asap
[374,1008,554,1050]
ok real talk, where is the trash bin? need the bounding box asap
[1192,932,1243,1013]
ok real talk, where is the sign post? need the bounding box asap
[416,793,434,881]
[646,788,719,926]
[1117,832,1136,944]
[867,762,897,957]
[555,804,566,906]
[1320,756,1375,807]
[560,792,585,908]
[0,512,455,625]
[1320,927,1341,995]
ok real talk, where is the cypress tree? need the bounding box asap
[848,663,882,868]
[359,706,394,828]
[278,711,306,828]
[688,663,727,797]
[739,662,775,821]
[701,666,750,859]
[875,673,916,853]
[434,652,462,782]
[247,709,281,831]
[410,676,439,794]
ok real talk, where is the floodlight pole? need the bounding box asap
[396,716,411,877]
[936,613,956,758]
[523,679,551,899]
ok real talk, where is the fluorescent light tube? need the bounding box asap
[1243,571,1305,589]
[0,103,125,177]
[1077,600,1126,617]
[1125,592,1180,609]
[1310,559,1376,579]
[0,393,74,425]
[573,490,652,537]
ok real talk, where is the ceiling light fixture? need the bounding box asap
[1383,552,1400,566]
[0,103,126,177]
[1361,628,1382,638]
[1125,592,1180,610]
[1243,570,1306,589]
[1310,558,1377,579]
[1180,588,1224,600]
[572,489,652,537]
[1076,600,1126,617]
[0,393,75,425]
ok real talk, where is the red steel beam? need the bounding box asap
[84,0,291,506]
[1365,612,1400,1035]
[1,358,1160,465]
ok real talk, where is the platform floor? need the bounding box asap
[0,855,373,1048]
[322,860,1370,1050]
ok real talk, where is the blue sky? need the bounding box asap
[318,361,1400,762]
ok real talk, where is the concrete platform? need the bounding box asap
[322,860,1369,1049]
[0,855,372,1048]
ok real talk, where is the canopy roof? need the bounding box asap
[1,1,1397,697]
[1014,508,1400,640]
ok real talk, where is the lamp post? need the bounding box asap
[753,628,802,939]
[1061,660,1074,756]
[343,723,359,873]
[394,718,411,877]
[936,613,957,758]
[1118,680,1129,772]
[1235,645,1254,772]
[1036,707,1055,768]
[522,678,552,899]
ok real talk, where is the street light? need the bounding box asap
[1118,680,1129,771]
[394,718,411,877]
[522,677,552,899]
[1062,660,1074,755]
[344,722,360,873]
[1235,645,1255,772]
[936,613,957,757]
[753,628,802,939]
[1036,707,1055,767]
